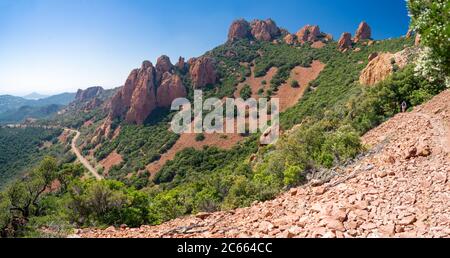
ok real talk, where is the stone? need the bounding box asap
[354,21,372,42]
[338,32,352,51]
[283,34,296,45]
[296,25,321,43]
[250,19,281,41]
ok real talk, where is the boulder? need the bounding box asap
[296,25,321,43]
[283,34,296,45]
[354,21,372,42]
[338,32,352,51]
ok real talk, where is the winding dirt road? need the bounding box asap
[68,129,103,180]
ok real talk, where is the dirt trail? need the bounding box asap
[68,129,103,180]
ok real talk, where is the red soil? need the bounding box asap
[100,150,123,175]
[274,60,325,112]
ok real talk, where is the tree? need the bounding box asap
[408,0,449,86]
[290,80,300,88]
[8,156,58,219]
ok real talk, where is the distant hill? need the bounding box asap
[0,104,62,124]
[23,92,49,100]
[0,92,76,124]
[0,92,76,114]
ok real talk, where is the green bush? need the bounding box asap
[195,133,205,142]
[240,84,252,100]
[290,80,300,88]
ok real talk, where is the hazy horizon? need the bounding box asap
[0,0,410,96]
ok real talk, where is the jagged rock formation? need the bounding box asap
[283,34,296,45]
[188,56,217,88]
[155,55,174,83]
[250,19,281,41]
[296,25,322,43]
[108,57,187,125]
[156,72,186,108]
[75,86,104,103]
[228,19,280,42]
[76,90,450,238]
[354,21,372,42]
[368,52,379,62]
[338,32,353,51]
[176,56,187,71]
[228,19,252,42]
[359,48,416,85]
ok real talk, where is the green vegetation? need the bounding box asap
[408,0,449,85]
[95,123,179,183]
[195,133,205,142]
[239,84,252,100]
[290,80,300,88]
[0,127,65,189]
[0,104,62,124]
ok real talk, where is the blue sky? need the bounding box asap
[0,0,411,96]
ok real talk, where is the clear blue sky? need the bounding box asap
[0,0,410,96]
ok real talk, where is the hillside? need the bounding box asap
[0,92,76,124]
[77,89,450,238]
[0,10,448,238]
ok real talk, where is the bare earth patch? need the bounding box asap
[275,60,325,112]
[146,131,243,176]
[100,150,123,175]
[234,66,278,99]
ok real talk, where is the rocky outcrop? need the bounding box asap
[368,52,378,62]
[406,29,415,39]
[296,25,321,43]
[75,86,104,103]
[338,32,353,51]
[228,19,252,42]
[359,48,416,85]
[156,72,187,108]
[227,19,280,42]
[415,34,421,46]
[250,19,280,41]
[85,98,103,110]
[283,34,296,45]
[176,56,187,71]
[108,57,188,125]
[155,55,173,83]
[354,21,372,42]
[125,61,158,124]
[189,56,217,88]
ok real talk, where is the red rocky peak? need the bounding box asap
[188,56,217,89]
[354,21,372,42]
